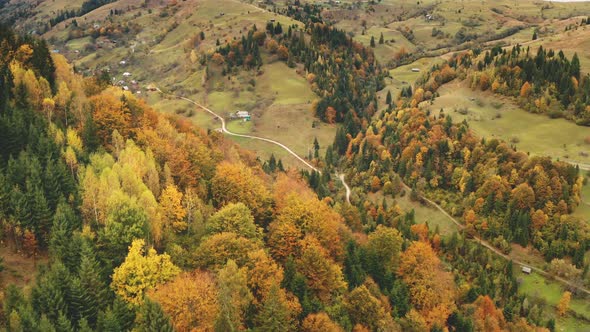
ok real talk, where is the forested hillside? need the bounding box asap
[0,22,576,332]
[2,0,590,329]
[449,45,590,125]
[212,22,386,127]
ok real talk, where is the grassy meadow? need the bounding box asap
[427,80,590,165]
[518,272,590,331]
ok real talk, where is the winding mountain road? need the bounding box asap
[156,88,350,204]
[157,88,318,170]
[157,87,587,295]
[402,183,590,296]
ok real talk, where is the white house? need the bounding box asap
[123,72,131,77]
[411,68,420,72]
[234,111,251,120]
[521,266,532,274]
[120,60,127,65]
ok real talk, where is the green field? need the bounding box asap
[428,80,590,165]
[144,57,334,172]
[367,190,459,236]
[393,193,458,236]
[257,61,317,105]
[518,272,590,331]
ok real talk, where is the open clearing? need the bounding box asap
[0,246,46,292]
[527,25,590,73]
[257,61,317,105]
[393,193,458,236]
[427,80,590,165]
[518,272,590,331]
[381,57,445,102]
[146,60,336,170]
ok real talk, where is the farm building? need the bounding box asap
[411,68,420,72]
[521,266,532,274]
[123,72,132,77]
[234,110,251,121]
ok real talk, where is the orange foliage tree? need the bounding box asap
[302,312,343,332]
[211,162,272,224]
[398,241,456,328]
[469,295,507,332]
[297,236,347,303]
[149,271,220,332]
[90,93,131,147]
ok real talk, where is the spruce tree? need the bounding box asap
[38,314,57,332]
[31,262,70,323]
[571,53,580,79]
[379,32,384,44]
[56,311,74,332]
[274,22,283,35]
[31,187,52,247]
[112,297,136,332]
[73,243,108,327]
[77,318,93,332]
[97,308,121,332]
[370,36,375,47]
[343,241,366,289]
[255,284,295,332]
[135,299,174,332]
[313,137,320,159]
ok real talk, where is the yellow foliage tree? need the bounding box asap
[470,295,506,332]
[246,249,284,304]
[557,291,571,316]
[42,97,55,122]
[111,239,180,305]
[345,285,393,331]
[267,220,303,263]
[159,184,187,232]
[276,193,345,260]
[366,225,403,273]
[195,232,262,269]
[211,162,272,223]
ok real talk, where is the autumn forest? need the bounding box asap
[1,0,590,331]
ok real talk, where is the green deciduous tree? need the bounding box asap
[206,202,261,239]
